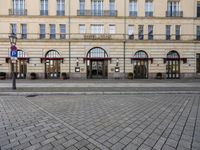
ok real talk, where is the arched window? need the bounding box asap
[134,50,148,58]
[45,50,60,58]
[87,47,108,58]
[167,50,180,58]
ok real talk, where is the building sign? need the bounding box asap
[84,34,112,40]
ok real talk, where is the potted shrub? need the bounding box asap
[127,72,133,79]
[0,72,6,80]
[30,72,37,79]
[61,72,67,80]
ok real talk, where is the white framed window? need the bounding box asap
[60,24,66,39]
[91,0,103,16]
[21,24,27,39]
[109,25,115,34]
[57,0,65,16]
[40,0,48,15]
[79,24,85,33]
[128,25,134,35]
[12,0,25,15]
[129,0,138,12]
[91,24,104,34]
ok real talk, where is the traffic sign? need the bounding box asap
[10,45,18,58]
[10,50,18,57]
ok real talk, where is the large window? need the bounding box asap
[79,0,85,15]
[50,24,56,39]
[197,2,200,17]
[197,26,200,40]
[21,24,27,39]
[91,24,104,34]
[40,0,48,16]
[197,54,200,73]
[91,0,103,16]
[129,0,137,16]
[145,0,153,17]
[40,24,46,39]
[109,0,116,16]
[57,0,65,16]
[148,25,153,40]
[12,0,25,15]
[138,25,144,40]
[167,1,182,17]
[166,25,171,40]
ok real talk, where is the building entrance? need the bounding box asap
[133,51,148,79]
[86,47,109,79]
[166,51,180,79]
[44,50,61,79]
[88,60,108,79]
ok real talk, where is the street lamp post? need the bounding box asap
[9,34,17,90]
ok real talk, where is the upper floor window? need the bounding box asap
[109,0,116,16]
[128,25,134,40]
[79,24,86,34]
[109,24,115,34]
[60,24,66,39]
[197,54,200,73]
[91,0,103,16]
[138,25,144,40]
[175,25,181,40]
[40,0,48,16]
[166,25,171,40]
[91,24,104,34]
[21,24,27,39]
[50,24,56,39]
[10,24,17,35]
[167,1,182,17]
[145,0,153,17]
[79,0,85,15]
[129,0,137,16]
[57,0,65,16]
[148,25,153,40]
[197,26,200,40]
[197,1,200,17]
[11,0,26,15]
[39,24,46,39]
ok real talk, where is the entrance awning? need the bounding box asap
[83,57,112,61]
[40,57,64,63]
[131,57,153,63]
[163,58,187,63]
[5,57,30,63]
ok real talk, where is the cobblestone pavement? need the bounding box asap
[0,94,200,150]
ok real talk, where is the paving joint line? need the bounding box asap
[0,91,200,96]
[24,97,109,150]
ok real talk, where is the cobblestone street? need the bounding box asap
[0,94,200,150]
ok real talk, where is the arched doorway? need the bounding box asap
[11,50,27,79]
[45,50,61,79]
[133,51,148,79]
[86,48,109,79]
[166,51,180,79]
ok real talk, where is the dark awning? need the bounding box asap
[163,58,187,63]
[40,57,64,63]
[131,57,153,63]
[83,57,112,61]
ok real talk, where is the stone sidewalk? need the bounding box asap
[0,94,200,150]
